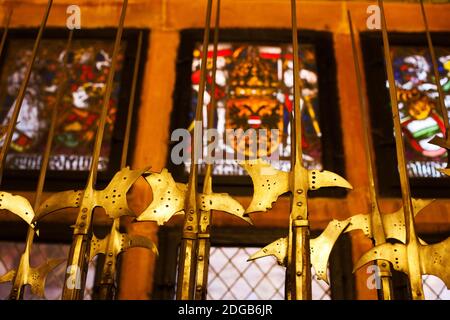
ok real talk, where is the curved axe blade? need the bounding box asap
[310,218,351,284]
[308,170,353,191]
[29,258,66,298]
[96,167,148,219]
[383,198,433,243]
[248,219,350,285]
[137,169,186,225]
[0,257,65,299]
[419,237,450,289]
[0,192,36,228]
[36,167,146,222]
[0,269,16,283]
[353,243,407,274]
[36,190,82,221]
[247,237,287,266]
[345,198,433,243]
[90,234,108,261]
[240,159,289,213]
[198,193,252,225]
[90,227,158,261]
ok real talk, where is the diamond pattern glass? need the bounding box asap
[423,275,450,300]
[207,247,331,300]
[0,241,96,300]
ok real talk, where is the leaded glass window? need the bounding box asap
[153,227,351,300]
[207,246,331,300]
[0,38,126,172]
[391,46,450,178]
[186,43,322,176]
[423,274,450,300]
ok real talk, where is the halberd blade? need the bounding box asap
[247,237,287,266]
[36,167,146,222]
[419,237,450,289]
[96,167,148,219]
[310,219,351,284]
[90,234,108,261]
[353,243,407,274]
[198,193,252,225]
[29,258,65,298]
[0,270,16,283]
[0,192,36,227]
[137,169,185,225]
[308,170,353,191]
[36,190,82,221]
[240,159,289,213]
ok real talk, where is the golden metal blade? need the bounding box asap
[248,218,351,286]
[194,0,221,299]
[347,9,394,299]
[138,169,249,225]
[175,0,214,300]
[137,0,252,300]
[92,32,157,300]
[58,0,129,300]
[353,0,450,300]
[37,167,147,221]
[243,0,352,300]
[89,219,157,299]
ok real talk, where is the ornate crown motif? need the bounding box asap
[229,48,280,98]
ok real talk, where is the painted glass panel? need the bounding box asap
[0,39,126,172]
[187,43,322,176]
[391,46,450,178]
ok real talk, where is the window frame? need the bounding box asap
[0,28,149,192]
[360,31,450,198]
[168,28,346,197]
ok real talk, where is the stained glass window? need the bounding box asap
[0,241,96,300]
[391,46,450,178]
[186,43,322,176]
[0,38,126,172]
